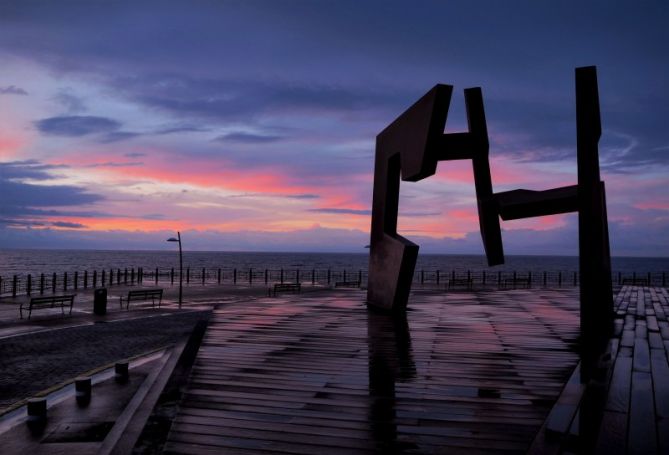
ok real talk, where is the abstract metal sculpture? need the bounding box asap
[367,85,503,311]
[494,66,613,361]
[368,67,614,354]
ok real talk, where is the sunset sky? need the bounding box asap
[0,1,667,255]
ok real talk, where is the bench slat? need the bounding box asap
[270,283,301,297]
[120,289,163,310]
[21,295,75,320]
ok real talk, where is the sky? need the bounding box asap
[0,0,667,256]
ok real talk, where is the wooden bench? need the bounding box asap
[500,277,532,289]
[335,281,361,288]
[120,289,163,310]
[20,294,75,320]
[622,278,649,286]
[269,283,301,297]
[448,278,473,290]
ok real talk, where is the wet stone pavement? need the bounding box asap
[0,310,209,410]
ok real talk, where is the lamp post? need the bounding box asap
[166,232,183,308]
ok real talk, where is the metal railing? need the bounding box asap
[1,267,666,298]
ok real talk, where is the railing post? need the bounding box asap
[233,268,237,284]
[117,268,121,285]
[12,275,17,298]
[218,268,221,284]
[109,269,113,286]
[84,270,88,288]
[467,270,471,283]
[265,269,268,284]
[64,272,68,291]
[312,269,316,285]
[436,270,440,285]
[327,268,331,285]
[187,267,190,284]
[421,269,424,284]
[558,271,562,287]
[280,268,284,284]
[40,273,45,294]
[74,271,78,289]
[296,269,300,284]
[497,271,501,286]
[528,271,532,288]
[124,268,128,284]
[27,274,32,296]
[358,269,362,285]
[249,268,253,285]
[343,269,347,282]
[171,268,174,285]
[543,271,547,286]
[155,267,159,285]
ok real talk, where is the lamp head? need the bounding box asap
[166,237,179,242]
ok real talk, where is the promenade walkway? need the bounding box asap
[2,285,667,453]
[530,285,669,454]
[0,283,317,414]
[166,288,582,454]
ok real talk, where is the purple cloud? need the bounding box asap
[35,115,121,137]
[0,85,28,95]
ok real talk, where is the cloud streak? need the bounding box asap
[0,85,28,95]
[35,115,121,137]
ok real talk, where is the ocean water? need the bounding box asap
[1,248,667,277]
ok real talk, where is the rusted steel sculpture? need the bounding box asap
[367,85,503,311]
[368,67,613,354]
[494,66,613,362]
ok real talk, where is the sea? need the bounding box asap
[1,249,668,277]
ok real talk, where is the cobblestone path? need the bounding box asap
[0,311,209,409]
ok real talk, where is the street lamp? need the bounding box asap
[166,232,183,308]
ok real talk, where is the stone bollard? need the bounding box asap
[115,361,129,383]
[27,398,47,425]
[75,377,92,405]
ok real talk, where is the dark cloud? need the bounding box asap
[0,85,28,95]
[155,125,209,135]
[1,179,102,212]
[310,208,371,216]
[35,115,121,137]
[125,76,405,123]
[0,160,68,180]
[98,131,142,143]
[83,161,143,168]
[51,221,86,229]
[0,160,104,227]
[139,213,166,220]
[215,132,283,143]
[52,90,86,113]
[401,211,442,217]
[286,194,320,200]
[227,192,320,200]
[124,152,146,158]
